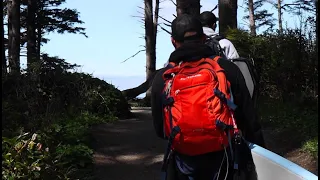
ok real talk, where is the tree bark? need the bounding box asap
[144,0,156,98]
[1,1,7,75]
[27,0,37,71]
[218,0,238,36]
[316,0,318,62]
[248,0,256,36]
[36,25,42,60]
[176,0,201,17]
[7,0,20,74]
[277,0,283,33]
[36,0,43,60]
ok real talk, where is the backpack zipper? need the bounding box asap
[173,68,218,96]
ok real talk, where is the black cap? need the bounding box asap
[171,14,204,42]
[199,11,218,27]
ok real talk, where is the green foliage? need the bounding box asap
[259,98,318,158]
[2,133,55,180]
[302,138,318,158]
[2,55,131,179]
[243,0,276,31]
[227,27,318,160]
[2,54,131,133]
[2,112,116,180]
[226,28,318,103]
[18,0,87,47]
[258,98,318,135]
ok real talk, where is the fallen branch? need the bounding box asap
[121,49,146,63]
[122,69,160,100]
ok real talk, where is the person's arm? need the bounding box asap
[234,66,265,147]
[151,67,170,139]
[218,59,265,147]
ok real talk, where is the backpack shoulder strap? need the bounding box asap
[200,56,224,74]
[205,57,237,110]
[206,36,225,57]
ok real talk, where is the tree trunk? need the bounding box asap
[248,0,256,36]
[122,0,201,100]
[277,0,283,33]
[218,0,238,36]
[36,25,42,60]
[7,0,20,75]
[27,0,37,71]
[176,0,201,17]
[316,0,318,62]
[144,0,156,99]
[1,1,7,75]
[144,0,160,98]
[154,0,159,41]
[36,0,43,60]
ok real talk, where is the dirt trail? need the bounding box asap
[92,108,165,180]
[92,108,318,180]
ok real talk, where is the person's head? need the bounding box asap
[171,14,206,48]
[199,11,218,31]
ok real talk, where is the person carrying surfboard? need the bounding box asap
[151,14,265,180]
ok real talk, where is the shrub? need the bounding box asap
[2,55,131,179]
[226,28,317,103]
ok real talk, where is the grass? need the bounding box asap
[258,97,318,159]
[303,138,318,158]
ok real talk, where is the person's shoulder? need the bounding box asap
[218,38,234,46]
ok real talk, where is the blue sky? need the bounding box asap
[39,0,303,92]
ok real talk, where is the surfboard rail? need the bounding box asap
[249,143,318,180]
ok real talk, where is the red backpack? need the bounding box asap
[161,56,238,156]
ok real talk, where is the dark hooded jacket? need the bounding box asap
[151,42,265,148]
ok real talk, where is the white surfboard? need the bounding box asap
[249,143,318,180]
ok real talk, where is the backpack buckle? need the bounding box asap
[215,119,233,131]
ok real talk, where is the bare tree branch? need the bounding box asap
[132,15,144,19]
[211,4,218,12]
[164,22,171,27]
[121,49,146,63]
[158,15,172,24]
[159,24,171,35]
[265,0,276,4]
[136,10,145,16]
[173,14,177,18]
[170,0,176,6]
